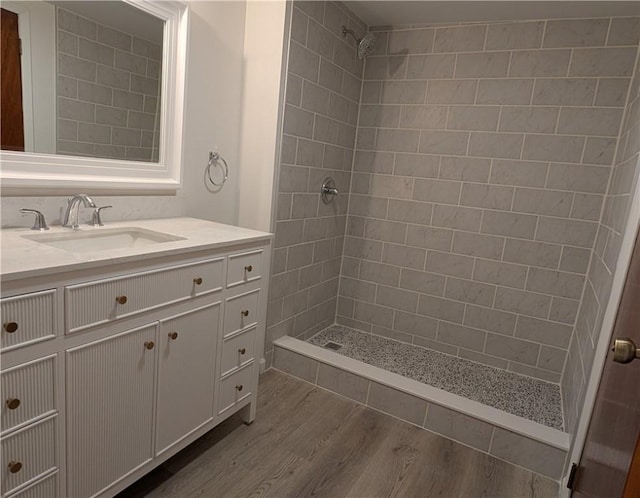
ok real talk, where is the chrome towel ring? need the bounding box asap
[206,151,229,187]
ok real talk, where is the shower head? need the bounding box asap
[341,26,377,59]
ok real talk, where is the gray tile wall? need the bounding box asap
[56,8,162,162]
[562,42,640,433]
[265,1,366,366]
[337,17,639,383]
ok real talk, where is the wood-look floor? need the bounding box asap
[118,370,559,498]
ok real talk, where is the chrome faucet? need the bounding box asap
[62,194,96,230]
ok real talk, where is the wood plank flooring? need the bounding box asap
[118,370,559,498]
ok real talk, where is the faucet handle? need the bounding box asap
[88,206,112,227]
[20,209,49,231]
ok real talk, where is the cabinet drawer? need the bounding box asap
[220,327,256,377]
[8,470,57,498]
[223,290,259,338]
[227,250,262,287]
[218,364,253,415]
[1,290,56,351]
[1,356,56,435]
[66,258,224,333]
[1,416,56,495]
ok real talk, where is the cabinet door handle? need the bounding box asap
[3,322,18,333]
[244,265,253,272]
[168,332,178,340]
[235,384,243,392]
[144,341,155,350]
[238,348,246,355]
[193,277,203,285]
[241,310,249,317]
[8,461,22,473]
[6,398,20,410]
[116,295,128,305]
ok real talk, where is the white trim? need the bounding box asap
[0,0,189,194]
[274,335,570,451]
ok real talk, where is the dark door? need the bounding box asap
[573,227,640,497]
[1,7,25,151]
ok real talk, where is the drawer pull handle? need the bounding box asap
[144,341,155,350]
[241,310,250,317]
[168,332,178,340]
[3,322,18,333]
[193,277,203,285]
[236,384,243,392]
[238,348,246,355]
[8,461,22,474]
[116,296,128,305]
[6,398,20,410]
[244,265,253,272]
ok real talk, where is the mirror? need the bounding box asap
[0,0,188,192]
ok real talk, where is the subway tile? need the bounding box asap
[476,79,534,105]
[515,316,573,348]
[297,139,325,167]
[365,56,408,80]
[317,364,369,403]
[279,164,309,193]
[128,111,156,131]
[276,194,292,221]
[289,42,320,81]
[354,301,394,328]
[406,226,453,252]
[283,105,314,139]
[271,268,299,301]
[557,108,624,137]
[537,345,566,373]
[440,157,490,182]
[414,336,459,355]
[510,363,560,383]
[359,105,401,127]
[282,290,309,319]
[394,153,440,178]
[452,231,504,260]
[58,53,96,82]
[447,106,500,131]
[532,78,596,106]
[275,220,304,247]
[455,52,510,78]
[382,243,426,270]
[509,49,572,77]
[113,90,143,111]
[318,60,343,94]
[527,267,585,299]
[473,259,528,289]
[388,28,434,54]
[522,135,585,163]
[372,325,413,344]
[334,39,365,77]
[468,132,524,159]
[290,6,307,45]
[490,160,548,188]
[595,78,631,107]
[460,349,509,369]
[550,297,580,325]
[438,322,486,351]
[399,106,447,129]
[132,37,161,61]
[419,131,469,155]
[112,127,142,146]
[560,246,592,274]
[307,19,334,59]
[365,218,408,244]
[367,382,428,426]
[381,81,427,104]
[426,80,477,104]
[499,107,558,133]
[130,74,159,96]
[361,81,381,103]
[58,8,97,39]
[464,305,517,336]
[348,194,388,218]
[94,144,125,159]
[536,217,598,248]
[57,140,94,156]
[322,2,348,38]
[400,268,446,296]
[406,54,455,79]
[58,30,77,55]
[413,179,461,204]
[481,211,537,239]
[354,151,395,174]
[291,194,318,219]
[58,97,95,122]
[376,285,419,313]
[460,184,514,210]
[359,261,401,286]
[485,21,544,50]
[503,238,561,269]
[543,19,609,48]
[513,188,572,217]
[607,17,640,46]
[394,311,438,339]
[433,25,486,53]
[445,277,496,307]
[301,81,330,115]
[547,163,610,193]
[485,333,540,365]
[426,251,474,278]
[377,129,420,152]
[57,75,78,98]
[572,193,604,222]
[77,123,110,144]
[340,276,377,302]
[569,47,637,76]
[273,348,318,383]
[388,199,432,225]
[432,205,482,232]
[494,287,551,318]
[79,39,114,66]
[343,71,362,102]
[418,295,465,323]
[58,119,77,140]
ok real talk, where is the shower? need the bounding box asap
[341,26,377,58]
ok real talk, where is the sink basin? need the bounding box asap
[24,227,186,253]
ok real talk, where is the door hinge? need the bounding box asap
[567,462,578,490]
[19,38,22,56]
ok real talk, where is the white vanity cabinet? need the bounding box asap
[0,219,272,498]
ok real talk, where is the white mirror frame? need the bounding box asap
[0,0,189,193]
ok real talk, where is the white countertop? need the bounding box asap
[0,217,273,282]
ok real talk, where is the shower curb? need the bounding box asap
[272,335,569,481]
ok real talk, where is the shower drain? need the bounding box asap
[323,341,343,351]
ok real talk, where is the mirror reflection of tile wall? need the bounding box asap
[57,8,162,162]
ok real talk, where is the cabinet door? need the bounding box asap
[156,302,220,455]
[66,324,157,498]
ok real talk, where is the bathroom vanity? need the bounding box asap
[0,217,272,497]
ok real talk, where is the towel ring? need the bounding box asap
[206,152,229,187]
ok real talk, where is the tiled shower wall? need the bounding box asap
[336,18,639,383]
[56,8,162,162]
[264,1,366,366]
[563,42,640,433]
